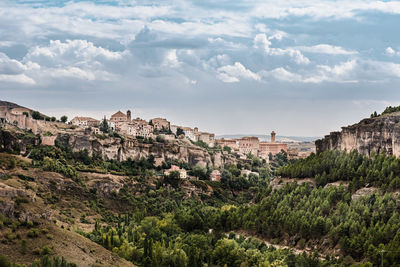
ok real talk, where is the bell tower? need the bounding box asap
[127,110,131,122]
[271,131,276,143]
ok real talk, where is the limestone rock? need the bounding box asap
[316,112,400,156]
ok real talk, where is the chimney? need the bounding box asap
[271,131,276,143]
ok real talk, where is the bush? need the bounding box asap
[21,239,27,254]
[41,245,52,255]
[27,228,39,238]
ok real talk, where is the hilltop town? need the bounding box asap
[0,102,313,165]
[70,110,315,160]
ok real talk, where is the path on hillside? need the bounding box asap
[228,230,338,259]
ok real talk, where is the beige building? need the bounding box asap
[152,118,170,131]
[198,132,215,147]
[216,138,238,151]
[259,131,287,157]
[109,110,132,132]
[210,170,221,181]
[182,127,197,141]
[238,137,260,155]
[71,117,99,128]
[164,165,187,179]
[170,125,180,135]
[127,122,154,138]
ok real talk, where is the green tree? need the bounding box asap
[60,115,68,123]
[99,118,109,133]
[32,111,43,120]
[176,128,185,137]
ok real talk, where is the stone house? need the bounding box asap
[110,110,131,132]
[151,118,170,132]
[182,127,197,141]
[170,125,179,135]
[197,132,215,147]
[210,170,221,181]
[238,137,260,155]
[127,123,154,138]
[164,165,187,179]
[71,117,99,128]
[216,138,238,151]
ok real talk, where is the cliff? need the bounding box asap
[315,112,400,156]
[55,133,238,168]
[0,125,238,168]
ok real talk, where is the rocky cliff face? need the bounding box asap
[56,133,238,168]
[316,112,400,156]
[0,125,239,168]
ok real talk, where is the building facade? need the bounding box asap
[152,118,170,132]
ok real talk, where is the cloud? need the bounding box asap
[251,1,400,20]
[386,47,400,56]
[260,67,302,82]
[217,62,260,83]
[303,60,358,83]
[253,33,310,65]
[163,49,182,68]
[0,52,38,84]
[25,40,126,66]
[0,74,35,85]
[297,44,357,55]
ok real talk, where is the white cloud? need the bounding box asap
[386,47,400,56]
[386,47,395,55]
[163,49,182,68]
[0,74,35,85]
[297,44,357,55]
[251,1,400,20]
[261,68,303,82]
[48,67,96,81]
[253,34,271,50]
[25,40,125,66]
[302,60,358,83]
[217,62,260,83]
[253,33,310,65]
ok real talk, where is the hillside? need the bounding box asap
[0,100,26,110]
[2,104,400,266]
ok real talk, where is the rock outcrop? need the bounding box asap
[316,112,400,156]
[0,125,239,168]
[56,133,238,168]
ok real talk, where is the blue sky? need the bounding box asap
[1,0,400,136]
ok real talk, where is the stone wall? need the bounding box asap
[0,110,38,134]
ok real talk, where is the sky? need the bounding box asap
[1,0,400,137]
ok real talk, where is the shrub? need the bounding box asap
[41,245,52,255]
[27,228,39,238]
[15,196,29,205]
[21,239,27,254]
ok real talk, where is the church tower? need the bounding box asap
[127,110,131,122]
[271,131,276,143]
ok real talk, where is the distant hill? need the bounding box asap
[216,134,319,143]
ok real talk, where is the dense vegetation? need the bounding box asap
[227,183,400,266]
[276,150,400,191]
[3,124,400,266]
